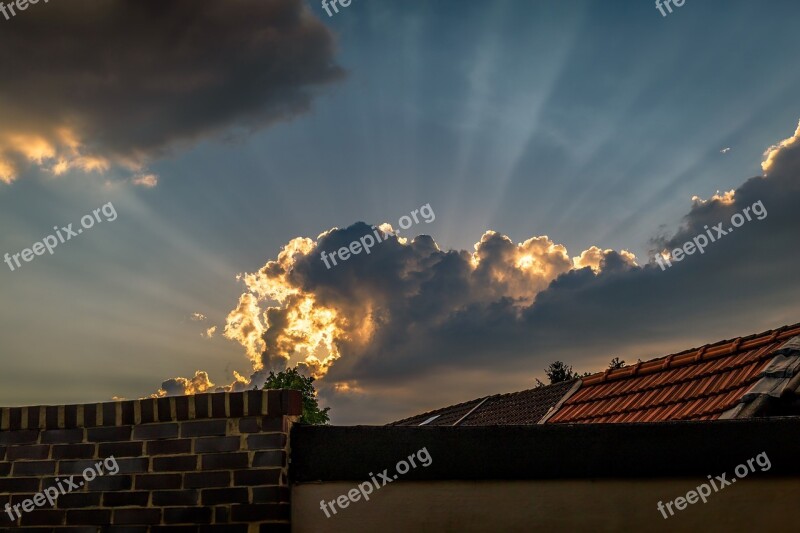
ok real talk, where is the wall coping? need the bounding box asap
[0,390,302,431]
[291,417,800,482]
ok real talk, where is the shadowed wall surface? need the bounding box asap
[0,390,300,531]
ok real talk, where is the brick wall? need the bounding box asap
[0,389,301,531]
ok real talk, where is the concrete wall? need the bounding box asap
[290,420,800,533]
[0,390,300,531]
[293,479,800,532]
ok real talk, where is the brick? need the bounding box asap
[113,509,162,525]
[163,507,212,524]
[151,527,198,533]
[102,402,118,425]
[86,474,132,491]
[214,505,230,523]
[64,405,79,428]
[247,434,285,450]
[115,458,150,474]
[10,493,36,504]
[132,423,179,440]
[230,504,289,522]
[282,390,302,416]
[238,417,261,433]
[103,491,150,507]
[260,417,285,432]
[135,473,182,490]
[157,397,172,421]
[195,436,240,453]
[153,455,197,472]
[13,460,56,475]
[59,459,102,475]
[46,406,59,428]
[0,461,10,476]
[152,489,198,506]
[0,478,40,492]
[194,394,210,418]
[7,444,50,460]
[20,509,65,526]
[99,441,143,457]
[120,401,135,425]
[146,438,192,455]
[105,528,148,533]
[52,444,95,459]
[41,429,83,444]
[81,404,97,428]
[260,524,290,533]
[201,487,248,505]
[26,408,40,431]
[0,445,6,460]
[66,509,112,525]
[211,394,226,418]
[252,450,285,468]
[201,452,248,470]
[185,470,230,488]
[246,390,264,417]
[0,429,41,445]
[174,396,190,420]
[233,469,281,486]
[56,492,102,508]
[206,526,249,533]
[86,426,131,442]
[229,393,244,417]
[181,420,227,438]
[139,399,155,424]
[252,486,290,503]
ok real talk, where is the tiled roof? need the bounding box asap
[389,380,578,426]
[547,323,800,424]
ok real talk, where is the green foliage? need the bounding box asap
[262,367,330,425]
[535,358,623,387]
[608,357,626,369]
[536,360,581,387]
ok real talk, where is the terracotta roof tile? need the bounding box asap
[548,323,800,424]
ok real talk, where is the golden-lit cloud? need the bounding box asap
[151,370,215,398]
[220,226,635,381]
[224,293,266,369]
[691,189,736,206]
[762,119,800,174]
[132,174,159,188]
[573,246,638,272]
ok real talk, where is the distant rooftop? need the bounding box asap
[390,322,800,426]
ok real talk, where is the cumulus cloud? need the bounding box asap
[151,371,215,398]
[153,119,800,424]
[0,0,343,185]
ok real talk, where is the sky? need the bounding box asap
[1,0,799,424]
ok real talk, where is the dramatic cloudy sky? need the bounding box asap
[1,0,799,424]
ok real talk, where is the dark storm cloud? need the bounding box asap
[0,0,343,183]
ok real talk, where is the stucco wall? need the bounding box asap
[293,478,800,532]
